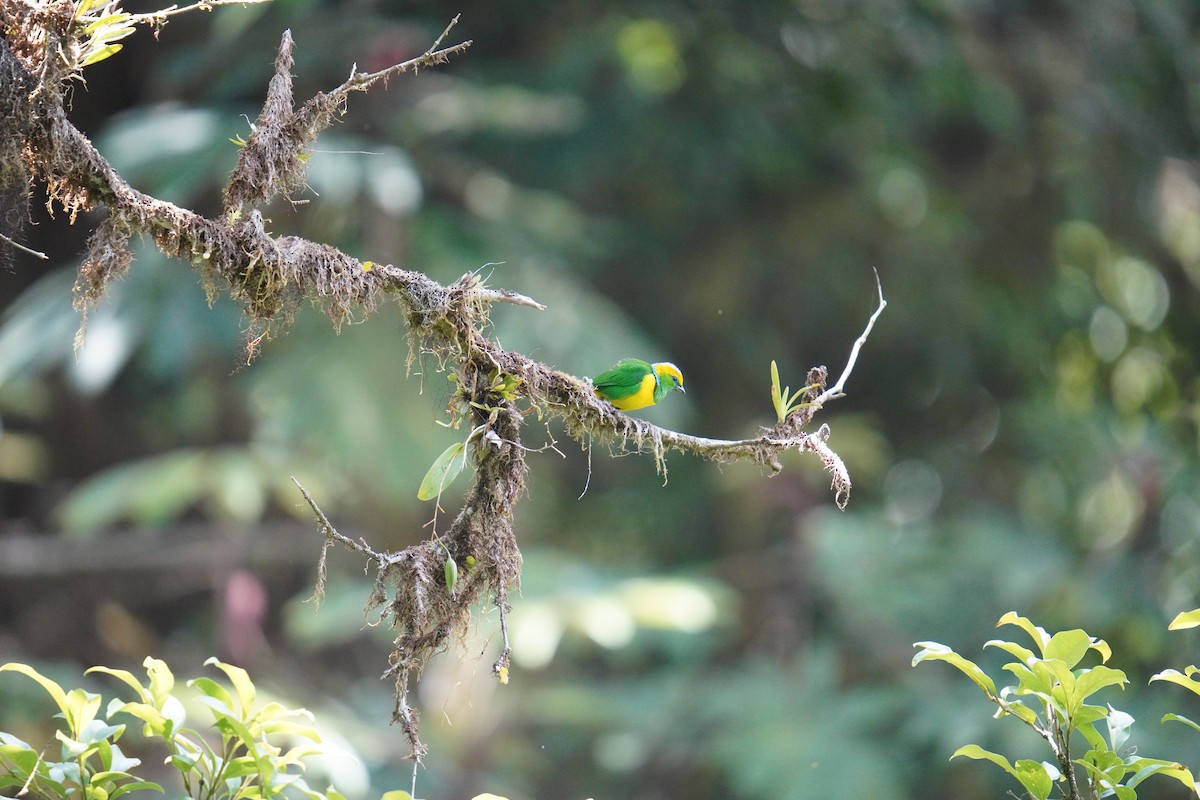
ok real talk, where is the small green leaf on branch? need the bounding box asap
[418,442,468,501]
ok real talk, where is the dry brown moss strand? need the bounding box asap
[224,31,301,212]
[74,214,132,310]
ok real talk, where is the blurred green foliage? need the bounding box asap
[4,1,1200,799]
[0,656,419,800]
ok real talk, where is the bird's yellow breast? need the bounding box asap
[606,372,659,411]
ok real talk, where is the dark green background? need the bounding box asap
[3,1,1200,798]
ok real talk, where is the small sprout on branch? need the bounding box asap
[770,360,821,423]
[443,550,458,597]
[470,368,523,412]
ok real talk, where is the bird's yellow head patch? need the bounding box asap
[653,362,684,392]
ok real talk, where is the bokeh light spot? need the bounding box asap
[1018,464,1069,528]
[1099,256,1169,331]
[877,167,928,229]
[510,602,565,669]
[1111,346,1166,413]
[576,596,636,649]
[619,578,717,632]
[1078,471,1142,549]
[1088,305,1127,362]
[883,459,943,525]
[616,19,686,96]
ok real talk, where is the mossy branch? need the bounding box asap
[1,5,883,760]
[225,19,471,212]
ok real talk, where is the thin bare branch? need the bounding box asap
[335,19,472,94]
[472,286,546,310]
[815,267,886,405]
[292,477,384,562]
[126,0,272,26]
[0,231,48,260]
[425,13,462,55]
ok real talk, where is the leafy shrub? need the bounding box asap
[913,611,1200,800]
[0,657,411,800]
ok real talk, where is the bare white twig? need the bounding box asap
[815,268,886,406]
[0,231,48,260]
[424,13,462,56]
[472,287,546,310]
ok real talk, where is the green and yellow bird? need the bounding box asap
[593,359,685,411]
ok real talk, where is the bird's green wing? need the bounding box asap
[593,358,653,400]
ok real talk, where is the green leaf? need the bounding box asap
[1077,717,1108,752]
[1077,755,1131,799]
[74,0,102,18]
[1085,747,1123,774]
[250,700,313,730]
[380,791,415,800]
[87,667,150,704]
[63,688,104,735]
[912,642,997,697]
[108,779,164,800]
[82,13,133,37]
[984,638,1037,664]
[101,742,139,775]
[1002,660,1050,696]
[997,612,1050,654]
[1074,666,1127,704]
[89,769,134,787]
[143,659,175,709]
[77,720,124,746]
[951,744,1018,777]
[277,743,325,765]
[0,663,72,721]
[1044,629,1091,669]
[1014,759,1054,800]
[1162,712,1200,734]
[1150,668,1200,697]
[55,729,91,758]
[106,699,174,738]
[80,43,123,67]
[999,696,1041,726]
[1168,609,1200,630]
[206,711,258,757]
[770,360,784,422]
[1075,703,1109,727]
[417,442,468,501]
[188,677,235,713]
[168,751,202,773]
[221,755,262,778]
[1125,758,1195,791]
[1037,659,1079,714]
[0,738,41,776]
[203,658,255,716]
[259,719,321,741]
